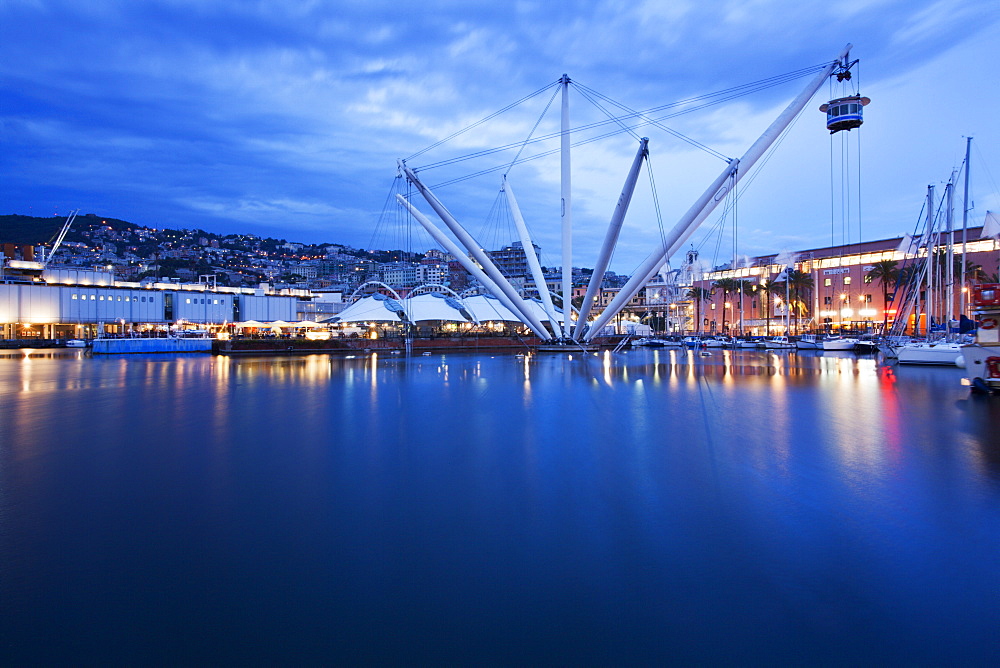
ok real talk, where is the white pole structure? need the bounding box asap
[502,176,563,337]
[960,136,972,319]
[560,74,573,337]
[584,43,853,342]
[399,168,552,338]
[946,180,955,332]
[925,185,935,337]
[395,194,550,339]
[573,137,648,339]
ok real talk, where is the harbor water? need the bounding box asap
[1,348,999,664]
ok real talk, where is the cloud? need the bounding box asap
[2,0,998,271]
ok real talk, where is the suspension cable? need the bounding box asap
[410,63,829,174]
[405,80,561,161]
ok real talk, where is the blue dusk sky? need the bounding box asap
[2,0,998,273]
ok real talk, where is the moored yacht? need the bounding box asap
[795,334,822,350]
[960,284,1000,390]
[764,336,795,349]
[822,336,859,351]
[896,341,964,366]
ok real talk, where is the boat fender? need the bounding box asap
[970,377,994,395]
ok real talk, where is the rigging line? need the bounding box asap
[573,85,642,142]
[405,80,561,161]
[432,77,813,190]
[505,85,561,176]
[856,121,863,248]
[574,63,828,119]
[728,105,805,204]
[369,174,405,252]
[646,154,668,258]
[839,128,847,247]
[413,65,827,172]
[972,141,1000,203]
[829,122,836,247]
[416,72,814,173]
[572,81,728,161]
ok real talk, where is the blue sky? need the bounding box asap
[2,0,998,273]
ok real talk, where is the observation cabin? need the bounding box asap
[819,95,870,134]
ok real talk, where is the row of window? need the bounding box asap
[824,276,873,287]
[824,295,873,305]
[69,294,226,305]
[827,103,861,118]
[72,294,154,302]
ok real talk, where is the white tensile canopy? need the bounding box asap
[404,293,473,322]
[462,294,561,325]
[325,295,406,324]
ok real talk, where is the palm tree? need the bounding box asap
[867,259,899,332]
[734,279,755,335]
[712,277,740,334]
[781,269,814,334]
[756,280,775,335]
[686,287,712,334]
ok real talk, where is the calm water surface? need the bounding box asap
[1,348,999,664]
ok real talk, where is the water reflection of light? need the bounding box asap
[523,354,532,400]
[602,350,613,386]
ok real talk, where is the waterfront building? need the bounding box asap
[0,266,299,340]
[486,241,541,279]
[684,228,999,335]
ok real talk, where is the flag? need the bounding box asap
[895,233,915,255]
[981,211,1000,239]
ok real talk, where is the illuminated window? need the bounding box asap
[186,298,191,304]
[844,277,852,285]
[72,294,78,300]
[824,278,832,287]
[864,275,873,284]
[91,295,96,300]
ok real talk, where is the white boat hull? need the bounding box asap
[822,338,858,351]
[959,344,1000,387]
[895,342,963,366]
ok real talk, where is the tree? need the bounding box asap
[783,269,814,334]
[686,287,712,334]
[756,280,776,335]
[866,259,899,332]
[712,277,740,334]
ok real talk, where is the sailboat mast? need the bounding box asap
[560,74,573,337]
[946,181,955,333]
[926,185,935,337]
[960,137,972,319]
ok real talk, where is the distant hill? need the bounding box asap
[0,213,139,245]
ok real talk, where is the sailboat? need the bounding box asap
[888,175,966,366]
